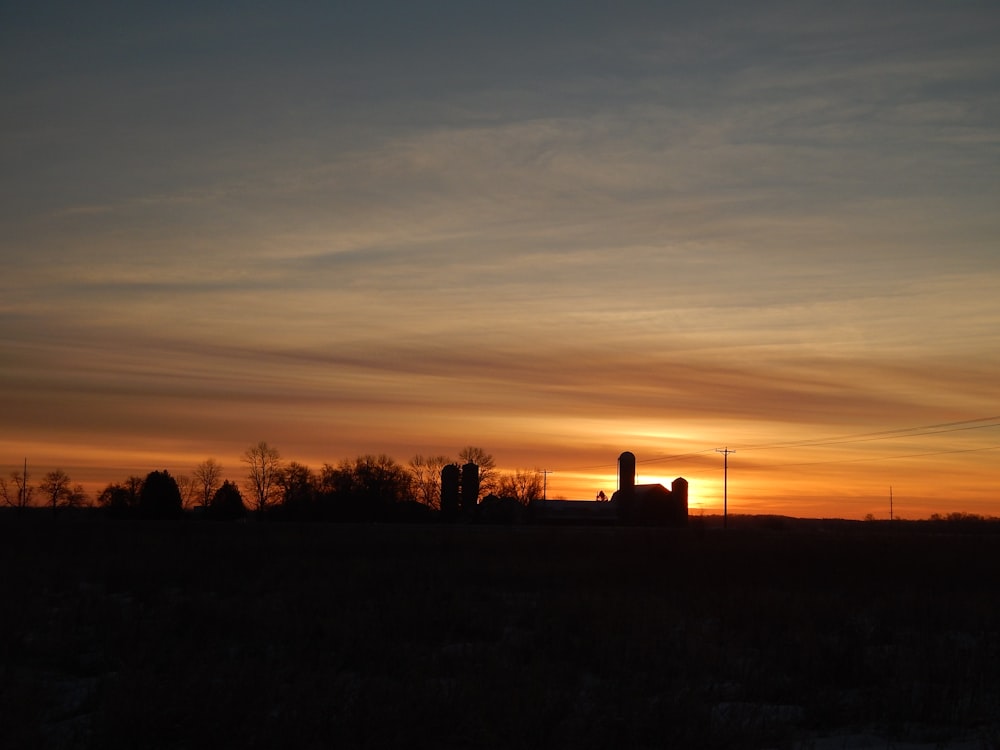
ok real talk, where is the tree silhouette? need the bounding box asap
[351,454,412,515]
[175,474,200,510]
[497,469,544,505]
[458,446,497,496]
[242,441,283,515]
[98,476,144,518]
[315,462,351,520]
[139,470,183,519]
[0,460,33,514]
[318,455,412,520]
[38,469,87,516]
[279,461,316,519]
[408,454,451,509]
[208,480,246,520]
[193,458,224,510]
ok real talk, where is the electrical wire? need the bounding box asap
[551,416,1000,475]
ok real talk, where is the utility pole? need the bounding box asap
[541,470,552,500]
[889,486,893,521]
[716,448,734,529]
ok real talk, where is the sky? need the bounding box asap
[2,1,999,519]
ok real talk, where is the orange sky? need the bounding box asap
[2,2,999,519]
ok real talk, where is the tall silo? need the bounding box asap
[671,477,689,524]
[461,462,480,513]
[441,464,460,519]
[618,451,636,493]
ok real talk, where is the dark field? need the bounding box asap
[2,518,999,749]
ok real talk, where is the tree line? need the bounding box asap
[1,443,547,521]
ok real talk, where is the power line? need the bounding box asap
[621,418,1000,470]
[769,443,1000,469]
[716,447,734,528]
[733,417,1000,453]
[636,448,719,465]
[544,416,1000,490]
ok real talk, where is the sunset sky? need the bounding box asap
[3,1,999,519]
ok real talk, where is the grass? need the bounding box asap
[1,517,998,749]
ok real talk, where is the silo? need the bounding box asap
[461,462,480,512]
[618,451,636,493]
[441,464,460,519]
[615,451,638,523]
[671,477,689,524]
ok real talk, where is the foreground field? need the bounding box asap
[2,518,998,749]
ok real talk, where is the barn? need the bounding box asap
[527,451,688,526]
[610,451,688,526]
[444,452,688,526]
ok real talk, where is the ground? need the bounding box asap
[1,515,998,749]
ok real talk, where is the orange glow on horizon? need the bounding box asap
[3,428,999,521]
[4,387,999,521]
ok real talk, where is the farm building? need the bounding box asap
[528,451,688,526]
[441,452,688,525]
[610,451,688,526]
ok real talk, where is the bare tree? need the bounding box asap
[193,458,224,510]
[242,441,283,514]
[69,483,87,508]
[97,475,144,517]
[39,469,71,512]
[408,454,452,509]
[457,446,498,496]
[351,454,413,512]
[97,475,143,515]
[0,459,34,514]
[278,461,316,516]
[175,475,200,510]
[124,474,144,499]
[497,469,544,505]
[38,469,87,516]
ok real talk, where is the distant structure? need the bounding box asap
[610,452,688,526]
[441,462,480,521]
[618,451,636,494]
[440,452,688,526]
[440,464,461,520]
[461,462,480,515]
[527,451,688,526]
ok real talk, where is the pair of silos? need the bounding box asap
[440,462,480,518]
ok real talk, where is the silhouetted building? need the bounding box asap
[618,451,636,494]
[477,494,525,524]
[527,498,620,524]
[441,464,460,520]
[442,452,688,526]
[610,451,688,526]
[461,462,480,514]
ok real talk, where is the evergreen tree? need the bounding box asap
[139,470,183,519]
[208,480,246,520]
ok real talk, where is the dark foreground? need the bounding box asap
[2,518,999,749]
